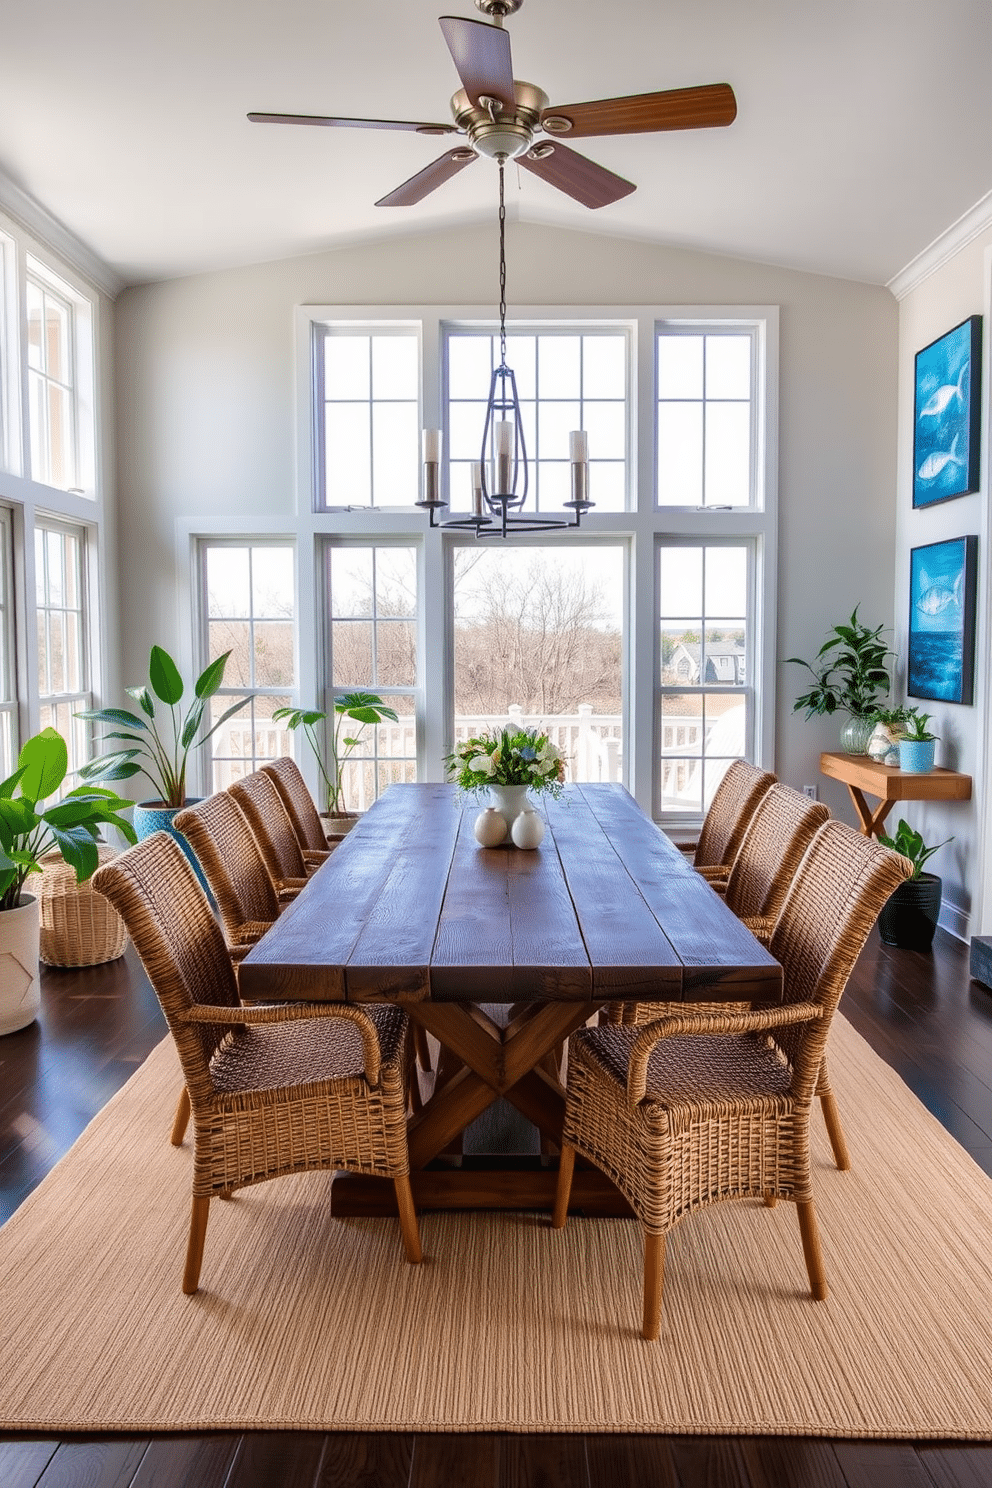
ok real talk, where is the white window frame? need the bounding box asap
[655,322,761,510]
[34,513,92,777]
[288,303,779,829]
[24,255,96,498]
[0,503,17,773]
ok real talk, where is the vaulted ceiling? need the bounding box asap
[1,0,990,288]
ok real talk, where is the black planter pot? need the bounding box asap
[877,872,942,951]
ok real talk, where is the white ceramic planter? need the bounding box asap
[0,894,41,1036]
[489,784,530,832]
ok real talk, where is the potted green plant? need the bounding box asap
[877,817,951,951]
[445,725,566,842]
[273,692,399,837]
[898,708,938,774]
[786,607,897,754]
[0,728,136,1034]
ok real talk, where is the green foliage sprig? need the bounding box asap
[878,817,951,880]
[902,707,938,743]
[445,727,566,797]
[273,692,399,816]
[77,647,252,810]
[0,729,136,911]
[786,607,896,719]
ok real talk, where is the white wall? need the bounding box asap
[895,227,992,938]
[114,219,898,815]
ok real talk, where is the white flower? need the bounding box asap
[468,752,496,777]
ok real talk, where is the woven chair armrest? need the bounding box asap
[275,878,309,900]
[183,1001,386,1084]
[303,849,332,868]
[695,862,730,884]
[230,922,272,946]
[626,1001,823,1105]
[676,839,699,856]
[740,913,776,943]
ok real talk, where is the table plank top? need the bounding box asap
[238,782,782,1006]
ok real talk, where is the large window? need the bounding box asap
[35,519,90,776]
[323,543,418,809]
[658,541,754,816]
[25,259,94,496]
[452,544,624,782]
[317,328,420,509]
[656,327,756,508]
[445,328,629,514]
[201,542,296,788]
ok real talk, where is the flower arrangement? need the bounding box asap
[445,727,566,798]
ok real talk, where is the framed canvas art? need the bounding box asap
[913,316,982,507]
[908,535,978,704]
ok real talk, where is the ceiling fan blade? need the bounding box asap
[375,148,478,207]
[540,83,737,139]
[439,16,515,110]
[518,142,635,209]
[248,111,456,135]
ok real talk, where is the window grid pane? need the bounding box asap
[319,330,419,510]
[204,543,296,787]
[26,276,78,491]
[658,542,752,819]
[323,544,418,810]
[35,521,89,778]
[445,329,629,514]
[656,329,755,509]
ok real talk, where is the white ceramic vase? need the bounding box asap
[0,894,41,1036]
[474,807,508,847]
[489,784,531,832]
[511,808,546,850]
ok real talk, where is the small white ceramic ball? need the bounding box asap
[474,807,508,847]
[511,808,546,850]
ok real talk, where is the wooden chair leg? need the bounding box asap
[182,1194,210,1295]
[817,1058,851,1170]
[170,1085,190,1146]
[642,1230,666,1340]
[796,1199,828,1301]
[393,1175,423,1264]
[552,1142,576,1229]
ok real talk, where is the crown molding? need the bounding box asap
[0,171,123,299]
[888,191,992,301]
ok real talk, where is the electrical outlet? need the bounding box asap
[802,784,818,800]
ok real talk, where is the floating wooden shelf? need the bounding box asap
[819,751,972,838]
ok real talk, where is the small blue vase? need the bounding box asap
[132,799,208,892]
[898,739,936,774]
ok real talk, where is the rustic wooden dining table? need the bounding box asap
[238,781,783,1216]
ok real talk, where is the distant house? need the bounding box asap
[666,641,747,686]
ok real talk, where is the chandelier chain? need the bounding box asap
[498,160,507,365]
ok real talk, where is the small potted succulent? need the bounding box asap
[0,728,136,1034]
[897,708,938,774]
[877,817,952,951]
[786,607,897,754]
[273,692,399,837]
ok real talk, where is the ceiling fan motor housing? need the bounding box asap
[452,81,548,160]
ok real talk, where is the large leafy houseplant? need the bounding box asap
[273,693,399,817]
[77,646,252,809]
[786,607,896,721]
[0,729,136,912]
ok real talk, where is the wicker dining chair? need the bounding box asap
[261,756,334,869]
[92,832,422,1295]
[174,792,281,962]
[553,820,911,1340]
[683,759,776,886]
[607,785,850,1168]
[228,770,314,900]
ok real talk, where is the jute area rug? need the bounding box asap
[2,1015,991,1437]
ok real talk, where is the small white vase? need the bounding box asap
[489,784,531,832]
[474,807,508,847]
[0,894,41,1036]
[511,808,546,850]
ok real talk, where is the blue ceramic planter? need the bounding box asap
[898,739,936,774]
[132,799,208,892]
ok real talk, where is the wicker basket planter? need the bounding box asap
[38,848,128,967]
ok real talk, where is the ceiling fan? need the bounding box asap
[248,0,737,211]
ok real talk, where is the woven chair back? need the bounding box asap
[724,783,829,923]
[175,792,280,939]
[768,820,912,1099]
[229,771,308,884]
[262,756,328,854]
[92,833,241,1111]
[694,760,775,871]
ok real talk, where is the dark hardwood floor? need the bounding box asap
[2,930,992,1486]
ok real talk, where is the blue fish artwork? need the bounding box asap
[908,536,977,705]
[913,317,981,507]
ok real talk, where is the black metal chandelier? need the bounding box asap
[417,160,593,539]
